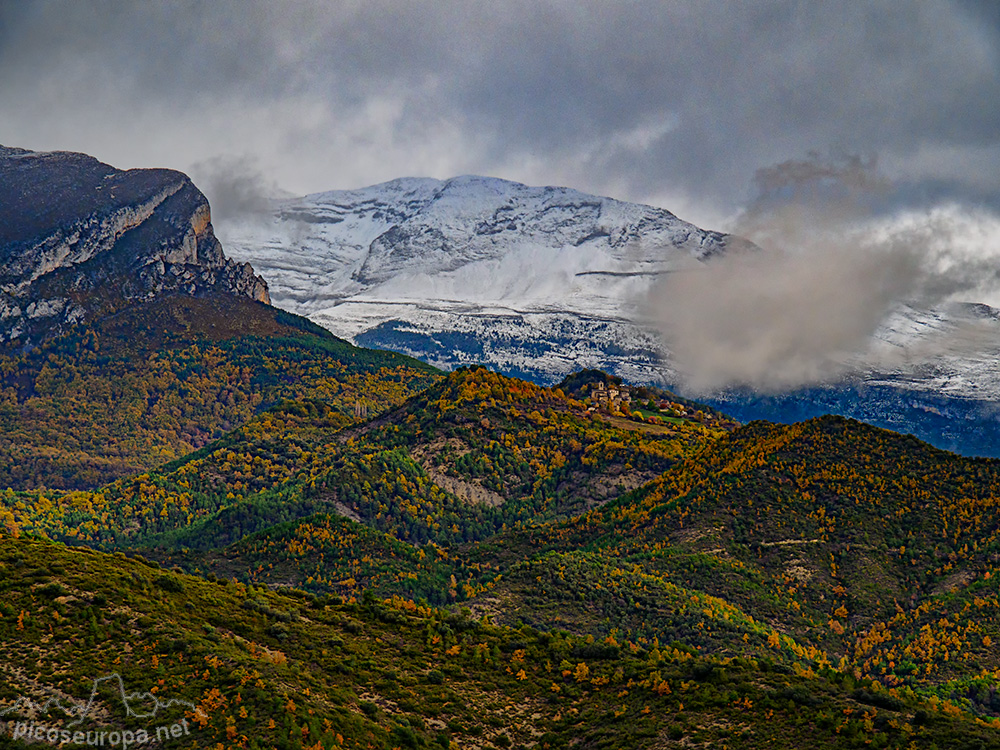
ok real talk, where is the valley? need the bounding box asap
[5,359,1000,748]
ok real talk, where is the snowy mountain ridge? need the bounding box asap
[223,175,744,382]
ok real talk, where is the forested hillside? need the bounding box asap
[0,295,437,489]
[0,368,721,571]
[5,326,1000,747]
[2,532,998,749]
[469,417,1000,710]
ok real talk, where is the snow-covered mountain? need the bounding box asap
[866,302,1000,398]
[223,175,744,382]
[223,175,1000,457]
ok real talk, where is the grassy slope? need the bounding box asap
[1,533,997,750]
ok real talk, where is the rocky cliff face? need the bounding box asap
[0,145,269,346]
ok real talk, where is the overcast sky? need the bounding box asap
[2,0,999,230]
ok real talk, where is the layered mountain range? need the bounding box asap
[7,366,1000,748]
[4,145,1000,747]
[0,145,269,347]
[224,175,1000,457]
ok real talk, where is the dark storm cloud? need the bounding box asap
[1,0,999,224]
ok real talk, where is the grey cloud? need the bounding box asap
[652,244,920,392]
[651,154,1000,393]
[445,1,1000,212]
[188,154,290,226]
[2,0,999,226]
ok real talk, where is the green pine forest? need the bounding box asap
[2,293,1000,749]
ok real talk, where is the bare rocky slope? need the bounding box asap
[0,145,269,347]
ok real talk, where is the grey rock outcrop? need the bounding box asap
[0,145,269,346]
